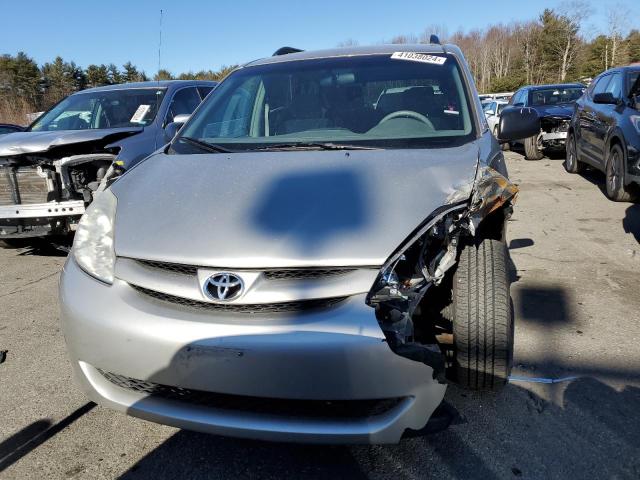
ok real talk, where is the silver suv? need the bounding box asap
[60,44,538,444]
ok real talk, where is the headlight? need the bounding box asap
[631,115,640,135]
[73,189,117,284]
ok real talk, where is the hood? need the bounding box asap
[111,144,479,268]
[533,104,574,118]
[0,127,143,157]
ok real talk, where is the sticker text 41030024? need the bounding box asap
[391,52,447,65]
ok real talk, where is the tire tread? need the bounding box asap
[453,239,512,390]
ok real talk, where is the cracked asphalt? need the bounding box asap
[0,150,639,479]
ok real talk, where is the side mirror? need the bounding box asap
[173,113,191,124]
[485,110,495,117]
[497,107,540,141]
[164,114,190,142]
[164,122,183,142]
[593,92,617,104]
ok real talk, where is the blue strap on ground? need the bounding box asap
[509,375,579,384]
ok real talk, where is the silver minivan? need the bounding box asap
[60,44,538,444]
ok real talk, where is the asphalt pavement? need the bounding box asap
[0,149,638,479]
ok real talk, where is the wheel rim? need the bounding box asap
[608,150,620,193]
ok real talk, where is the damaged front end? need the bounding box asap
[539,116,571,149]
[366,166,518,382]
[0,151,116,238]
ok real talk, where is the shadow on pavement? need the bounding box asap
[0,236,71,257]
[0,403,95,472]
[113,378,639,479]
[623,204,640,244]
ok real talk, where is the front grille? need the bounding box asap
[99,369,403,418]
[134,258,356,281]
[0,167,50,206]
[264,268,356,280]
[136,259,198,276]
[131,284,347,314]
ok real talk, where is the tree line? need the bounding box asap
[0,55,237,123]
[385,3,639,93]
[1,2,639,124]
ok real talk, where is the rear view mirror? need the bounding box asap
[497,107,540,141]
[593,92,617,104]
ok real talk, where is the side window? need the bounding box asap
[201,77,261,138]
[591,75,611,97]
[197,86,214,100]
[512,90,526,106]
[166,87,201,124]
[605,73,623,99]
[628,71,639,96]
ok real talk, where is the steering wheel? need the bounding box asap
[379,110,434,129]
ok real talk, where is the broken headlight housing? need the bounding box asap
[73,189,117,284]
[366,203,468,349]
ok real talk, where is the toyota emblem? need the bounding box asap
[204,273,244,301]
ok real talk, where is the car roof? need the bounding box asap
[244,44,462,68]
[525,83,585,91]
[78,80,218,94]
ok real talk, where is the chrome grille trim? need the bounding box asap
[98,369,404,418]
[133,258,358,280]
[263,268,356,280]
[135,259,198,276]
[130,284,347,314]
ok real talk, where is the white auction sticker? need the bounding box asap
[130,104,151,123]
[391,52,447,65]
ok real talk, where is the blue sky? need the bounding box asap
[1,0,637,75]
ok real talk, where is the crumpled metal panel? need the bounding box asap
[468,165,519,230]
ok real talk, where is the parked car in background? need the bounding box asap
[504,83,585,159]
[566,66,640,201]
[483,99,508,137]
[60,43,537,444]
[0,124,24,136]
[0,80,216,241]
[479,92,513,102]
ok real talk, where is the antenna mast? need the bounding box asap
[158,9,163,77]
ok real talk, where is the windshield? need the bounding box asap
[30,88,166,131]
[530,87,584,106]
[174,53,475,152]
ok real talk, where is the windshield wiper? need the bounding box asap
[177,137,235,153]
[249,142,380,151]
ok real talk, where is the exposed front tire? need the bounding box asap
[451,238,513,390]
[605,144,633,202]
[564,132,583,173]
[524,133,544,160]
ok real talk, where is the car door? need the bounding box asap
[592,72,624,164]
[579,74,611,163]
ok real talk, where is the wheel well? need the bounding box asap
[475,207,508,242]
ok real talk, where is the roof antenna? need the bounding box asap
[429,34,441,45]
[158,9,163,78]
[154,8,163,151]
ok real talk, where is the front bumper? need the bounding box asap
[60,258,447,444]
